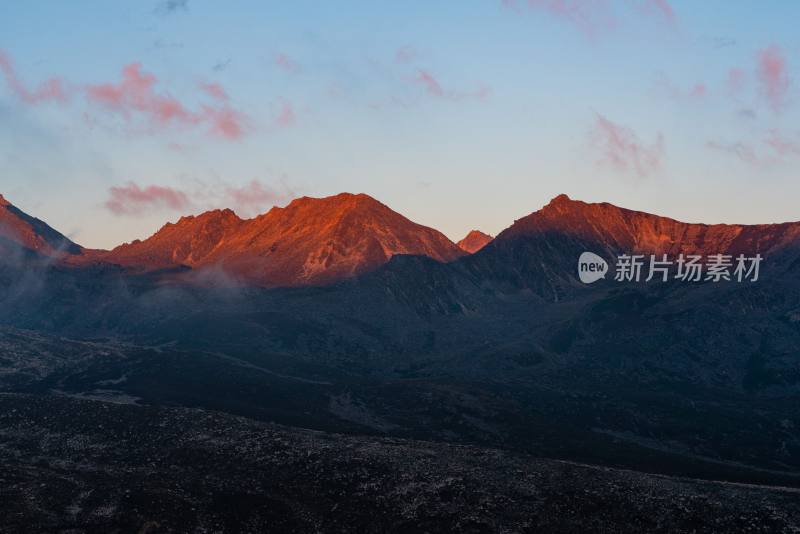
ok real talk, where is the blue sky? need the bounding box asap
[2,1,800,249]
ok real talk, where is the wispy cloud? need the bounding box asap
[706,140,760,165]
[275,101,296,127]
[503,0,676,38]
[105,182,191,216]
[224,180,294,217]
[414,69,491,101]
[154,0,188,16]
[523,0,616,38]
[706,130,800,166]
[0,50,67,105]
[105,179,295,217]
[757,45,790,113]
[765,129,800,157]
[727,68,746,95]
[644,0,677,26]
[201,106,247,139]
[655,75,707,102]
[86,63,248,139]
[591,114,664,178]
[416,70,444,97]
[395,46,420,64]
[212,58,231,72]
[199,81,228,101]
[1,51,250,140]
[273,53,300,74]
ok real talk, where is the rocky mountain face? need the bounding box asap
[457,194,800,300]
[97,208,245,271]
[94,193,465,286]
[0,194,81,257]
[456,230,493,253]
[502,194,800,257]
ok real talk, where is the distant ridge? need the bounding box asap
[5,191,800,289]
[457,230,493,253]
[499,194,800,256]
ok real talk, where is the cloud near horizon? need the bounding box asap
[105,182,192,216]
[706,130,800,166]
[591,114,665,178]
[224,180,295,217]
[105,179,295,218]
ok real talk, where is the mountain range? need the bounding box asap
[2,190,800,499]
[5,191,800,289]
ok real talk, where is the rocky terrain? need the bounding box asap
[0,194,81,257]
[2,393,799,534]
[88,193,465,286]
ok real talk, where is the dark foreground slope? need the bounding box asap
[1,393,799,534]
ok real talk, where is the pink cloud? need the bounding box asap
[86,63,248,139]
[199,81,228,101]
[688,83,706,99]
[591,114,664,178]
[202,106,247,139]
[505,0,675,37]
[757,45,790,113]
[727,68,746,95]
[87,63,194,124]
[706,131,800,166]
[105,182,191,216]
[414,69,490,101]
[275,101,296,127]
[274,53,300,74]
[526,0,616,38]
[765,129,800,157]
[224,180,292,216]
[0,49,67,104]
[655,75,706,102]
[646,0,676,26]
[416,70,445,97]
